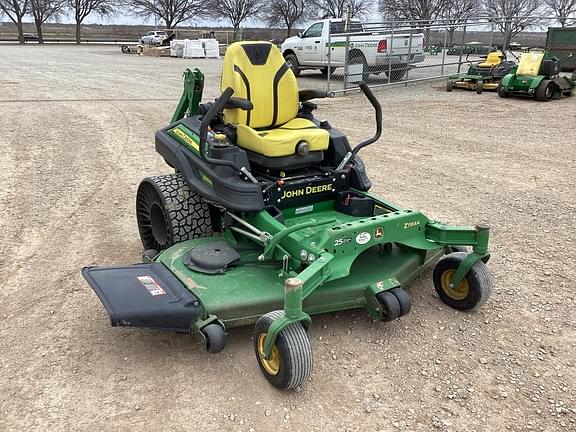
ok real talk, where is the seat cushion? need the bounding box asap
[236,118,330,158]
[477,51,502,68]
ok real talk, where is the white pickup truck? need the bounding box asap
[281,19,425,81]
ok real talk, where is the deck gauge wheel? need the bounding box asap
[253,311,312,390]
[433,252,492,311]
[201,323,226,353]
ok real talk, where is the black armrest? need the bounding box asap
[224,97,253,111]
[299,89,327,102]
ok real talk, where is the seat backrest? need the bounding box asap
[221,41,299,129]
[516,52,544,77]
[478,51,502,67]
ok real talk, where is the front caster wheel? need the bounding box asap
[253,311,312,390]
[200,323,226,353]
[433,252,492,311]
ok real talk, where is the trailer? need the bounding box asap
[546,27,576,71]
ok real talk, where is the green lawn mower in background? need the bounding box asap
[82,41,493,390]
[498,50,576,100]
[446,50,516,94]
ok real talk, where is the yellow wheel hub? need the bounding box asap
[257,333,281,376]
[441,269,469,301]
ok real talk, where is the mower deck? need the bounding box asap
[450,75,499,91]
[154,202,448,328]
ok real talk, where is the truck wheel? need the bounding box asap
[254,311,312,390]
[285,54,300,77]
[349,52,369,82]
[385,67,407,82]
[446,80,454,92]
[320,67,335,77]
[535,80,554,101]
[136,173,212,251]
[497,82,508,98]
[433,252,492,312]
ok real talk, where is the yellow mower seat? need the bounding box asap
[516,52,545,77]
[220,41,329,158]
[477,51,503,68]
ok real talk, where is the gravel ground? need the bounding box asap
[1,45,575,432]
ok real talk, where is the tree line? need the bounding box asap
[1,0,575,45]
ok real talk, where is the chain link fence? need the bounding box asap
[290,16,576,95]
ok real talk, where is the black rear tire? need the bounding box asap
[535,80,554,101]
[447,80,454,92]
[285,54,300,77]
[136,173,212,251]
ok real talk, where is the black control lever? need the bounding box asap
[336,82,382,170]
[199,87,237,169]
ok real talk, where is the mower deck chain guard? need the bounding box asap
[82,263,202,333]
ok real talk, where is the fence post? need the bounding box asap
[457,20,467,73]
[404,30,413,83]
[441,26,448,76]
[488,18,495,49]
[327,20,332,93]
[388,18,395,84]
[342,10,351,91]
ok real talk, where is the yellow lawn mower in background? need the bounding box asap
[447,50,517,94]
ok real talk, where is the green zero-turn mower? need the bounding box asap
[497,50,576,100]
[446,50,516,94]
[83,41,493,390]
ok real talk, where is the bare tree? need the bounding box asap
[441,0,481,44]
[262,0,308,38]
[0,0,30,43]
[310,0,372,18]
[129,0,207,30]
[30,0,66,43]
[212,0,263,40]
[68,0,115,43]
[483,0,543,49]
[545,0,576,26]
[379,0,446,44]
